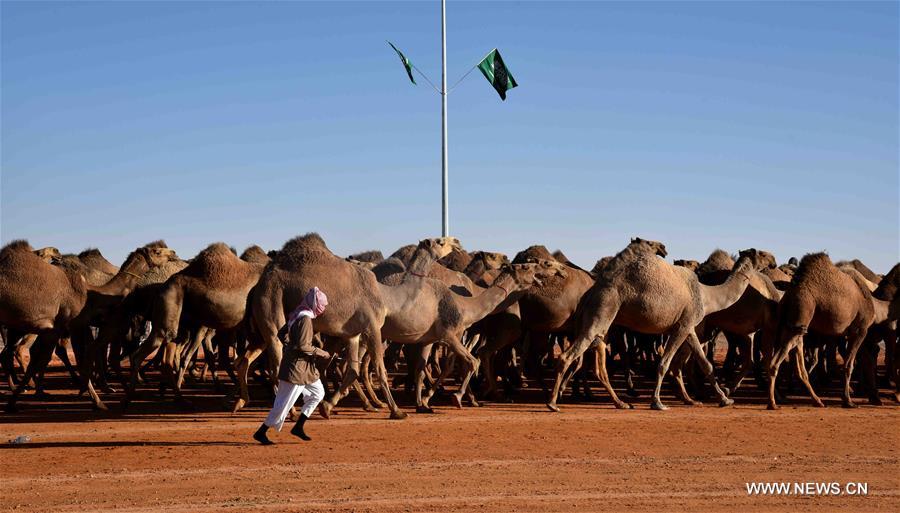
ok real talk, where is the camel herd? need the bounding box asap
[1,234,897,419]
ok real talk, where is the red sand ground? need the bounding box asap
[2,363,899,513]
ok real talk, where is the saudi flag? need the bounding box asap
[477,49,517,100]
[388,41,416,85]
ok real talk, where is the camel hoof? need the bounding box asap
[767,403,780,411]
[362,404,380,413]
[650,401,668,411]
[721,387,731,398]
[318,401,333,419]
[614,402,631,410]
[894,393,900,404]
[415,405,434,414]
[688,401,704,407]
[470,398,481,408]
[231,398,247,413]
[718,397,734,407]
[390,410,408,420]
[841,401,856,409]
[546,402,560,413]
[451,394,463,409]
[92,401,109,412]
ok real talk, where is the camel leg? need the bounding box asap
[725,333,754,396]
[6,333,57,412]
[841,327,868,408]
[433,334,478,408]
[414,344,434,412]
[359,350,387,409]
[669,343,701,406]
[767,332,799,410]
[650,328,691,411]
[319,335,362,418]
[366,330,406,419]
[684,331,732,407]
[71,326,107,410]
[176,327,207,390]
[547,335,599,412]
[792,340,825,407]
[231,337,268,412]
[592,339,632,409]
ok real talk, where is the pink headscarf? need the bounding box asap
[285,286,328,327]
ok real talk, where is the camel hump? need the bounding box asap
[836,258,880,283]
[350,250,384,263]
[240,245,269,264]
[512,245,554,264]
[182,242,249,286]
[1,239,34,254]
[792,252,833,285]
[276,233,332,269]
[697,249,735,275]
[143,240,169,249]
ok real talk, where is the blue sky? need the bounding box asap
[2,1,897,272]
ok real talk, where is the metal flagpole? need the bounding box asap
[441,0,449,237]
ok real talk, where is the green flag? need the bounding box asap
[388,41,416,85]
[477,49,517,100]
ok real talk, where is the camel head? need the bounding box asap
[737,248,775,272]
[674,259,700,272]
[498,259,568,290]
[135,245,179,268]
[469,251,509,270]
[34,246,62,262]
[754,250,778,270]
[630,237,667,258]
[732,249,761,276]
[413,237,462,262]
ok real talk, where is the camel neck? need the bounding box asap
[457,278,517,326]
[699,267,751,317]
[92,256,148,296]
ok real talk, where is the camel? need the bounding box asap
[34,246,61,262]
[768,253,876,409]
[836,259,881,284]
[1,241,88,409]
[674,259,700,272]
[336,261,563,414]
[515,239,667,397]
[865,263,899,401]
[464,251,509,282]
[438,247,473,272]
[349,250,384,263]
[694,250,784,396]
[123,243,269,405]
[235,234,459,418]
[3,240,177,410]
[546,243,759,412]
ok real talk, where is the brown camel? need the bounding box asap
[836,259,881,284]
[547,243,758,412]
[674,259,700,272]
[464,251,509,282]
[438,247,473,272]
[694,250,784,396]
[3,241,177,410]
[34,246,61,262]
[768,253,875,409]
[515,239,667,396]
[339,261,562,413]
[1,241,88,411]
[123,243,269,404]
[871,264,899,401]
[236,233,404,418]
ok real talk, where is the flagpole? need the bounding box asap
[441,0,449,237]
